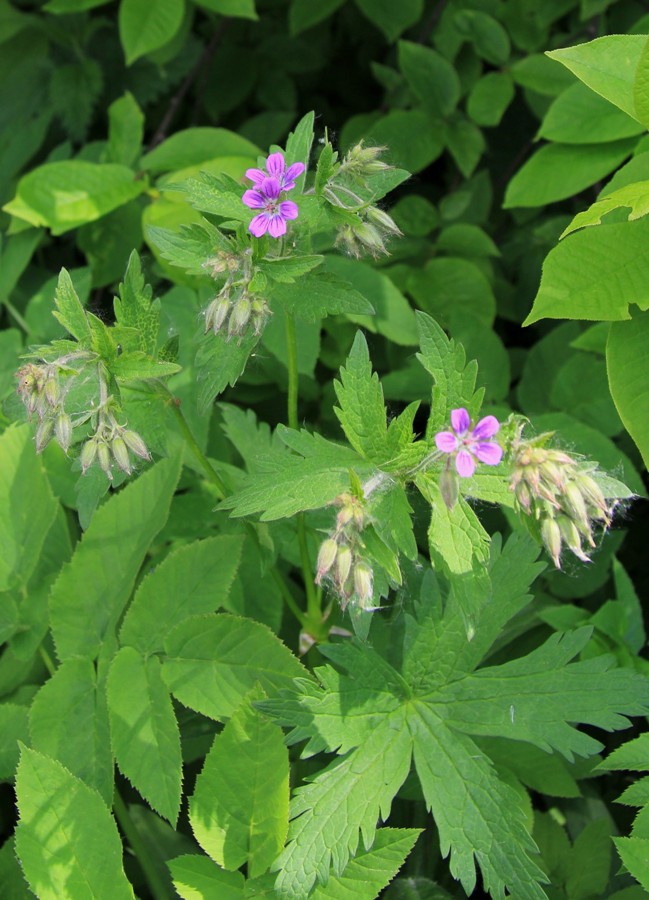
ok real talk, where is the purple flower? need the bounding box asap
[245,151,305,192]
[435,408,503,478]
[242,176,299,238]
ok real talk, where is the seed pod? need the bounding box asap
[111,436,132,474]
[35,418,54,453]
[80,438,99,474]
[97,441,113,479]
[541,517,562,569]
[122,430,151,461]
[315,538,338,585]
[54,412,73,453]
[335,545,353,591]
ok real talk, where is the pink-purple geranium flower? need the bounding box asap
[242,152,304,238]
[435,408,503,478]
[245,152,305,192]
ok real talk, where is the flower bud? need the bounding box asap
[574,474,610,521]
[335,545,353,590]
[561,482,589,531]
[228,297,252,338]
[354,222,387,257]
[541,517,562,569]
[122,430,151,461]
[353,560,374,608]
[315,538,338,585]
[44,377,60,409]
[440,466,459,510]
[111,436,132,474]
[205,297,230,335]
[557,515,591,563]
[366,206,402,236]
[97,441,113,479]
[35,418,53,453]
[80,438,98,474]
[54,412,72,453]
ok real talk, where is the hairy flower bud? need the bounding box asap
[44,377,60,409]
[111,436,132,474]
[97,441,113,479]
[541,517,562,569]
[80,438,98,474]
[54,412,72,453]
[205,297,230,335]
[353,222,387,257]
[34,418,53,453]
[366,206,402,236]
[353,560,374,608]
[315,538,338,585]
[439,466,460,510]
[228,296,252,338]
[557,515,591,563]
[122,430,151,461]
[335,545,353,590]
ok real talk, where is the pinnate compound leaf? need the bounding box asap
[310,828,422,900]
[120,534,244,654]
[50,454,182,662]
[107,647,182,824]
[29,658,113,804]
[273,712,412,899]
[190,689,289,877]
[119,0,185,65]
[0,424,58,592]
[15,747,134,899]
[53,268,91,343]
[162,613,308,721]
[546,35,647,122]
[169,855,245,899]
[3,162,145,235]
[607,309,649,468]
[410,705,547,899]
[525,218,649,324]
[334,331,388,462]
[221,428,367,520]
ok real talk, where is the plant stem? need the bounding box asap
[113,789,171,900]
[155,382,226,499]
[284,314,320,622]
[3,299,31,335]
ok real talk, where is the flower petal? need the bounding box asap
[279,200,298,220]
[474,442,503,466]
[249,213,270,237]
[435,431,458,453]
[284,162,305,184]
[242,189,267,209]
[267,214,287,238]
[260,176,281,199]
[472,415,500,441]
[451,408,470,436]
[455,449,476,478]
[266,152,285,177]
[245,167,266,186]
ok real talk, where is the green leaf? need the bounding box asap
[353,0,422,42]
[113,250,160,356]
[162,613,307,720]
[333,332,388,462]
[256,255,324,283]
[0,704,29,781]
[141,128,260,173]
[106,93,144,167]
[467,72,514,126]
[194,329,262,413]
[107,647,182,824]
[273,711,412,898]
[310,829,422,900]
[192,0,257,19]
[29,659,113,804]
[119,0,185,65]
[366,110,444,173]
[561,179,649,238]
[169,855,245,899]
[566,819,612,899]
[50,454,182,661]
[408,258,496,331]
[120,535,244,654]
[421,481,490,577]
[289,0,345,35]
[454,10,510,65]
[221,428,366,520]
[445,116,486,178]
[51,268,91,343]
[607,308,649,467]
[0,424,58,592]
[111,352,180,381]
[410,706,547,899]
[539,82,645,144]
[504,139,636,208]
[547,35,648,122]
[147,218,231,274]
[15,747,134,899]
[526,218,649,324]
[633,36,649,130]
[613,837,649,891]
[397,41,460,117]
[190,689,289,877]
[284,111,315,195]
[269,272,374,322]
[3,162,146,235]
[169,171,250,222]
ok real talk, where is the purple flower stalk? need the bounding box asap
[435,408,503,478]
[245,151,305,192]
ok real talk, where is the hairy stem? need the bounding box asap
[113,790,171,900]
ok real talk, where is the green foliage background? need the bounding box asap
[2,0,649,898]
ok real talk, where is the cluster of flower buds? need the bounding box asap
[314,491,376,611]
[203,250,240,278]
[80,416,150,480]
[510,430,615,568]
[338,142,392,179]
[16,361,74,454]
[204,287,270,341]
[334,207,402,259]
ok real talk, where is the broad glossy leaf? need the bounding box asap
[107,647,182,824]
[50,454,182,661]
[106,92,144,167]
[0,424,58,592]
[562,179,649,238]
[169,855,245,899]
[190,689,289,877]
[408,257,496,330]
[4,162,146,234]
[193,0,257,19]
[634,36,649,130]
[0,703,29,781]
[467,72,514,126]
[29,659,113,804]
[366,110,444,173]
[120,534,244,654]
[539,82,644,144]
[142,128,260,173]
[119,0,185,65]
[398,41,460,117]
[607,309,649,468]
[163,613,307,720]
[353,0,422,42]
[15,747,134,899]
